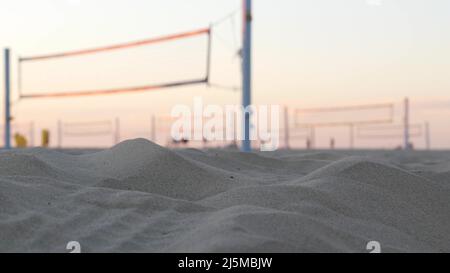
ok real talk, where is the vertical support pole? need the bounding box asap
[241,0,252,152]
[310,126,315,149]
[232,113,238,147]
[205,26,212,84]
[284,106,290,149]
[151,115,156,142]
[30,121,35,147]
[349,124,354,149]
[17,58,22,98]
[403,97,410,150]
[114,117,120,145]
[425,121,430,150]
[4,48,11,149]
[57,120,62,148]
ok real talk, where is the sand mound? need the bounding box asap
[0,152,71,179]
[1,140,449,252]
[295,157,450,251]
[198,158,450,252]
[84,139,237,200]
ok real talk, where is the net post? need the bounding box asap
[310,126,315,149]
[114,117,120,145]
[284,106,290,150]
[205,26,212,84]
[57,120,62,148]
[349,123,354,149]
[4,48,11,149]
[241,0,252,152]
[403,97,410,150]
[425,121,430,150]
[151,115,156,142]
[30,121,35,147]
[17,57,22,98]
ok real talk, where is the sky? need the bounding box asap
[0,0,450,149]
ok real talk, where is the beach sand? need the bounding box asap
[1,138,449,252]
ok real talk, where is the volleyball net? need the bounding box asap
[57,119,119,147]
[356,123,423,139]
[291,103,395,148]
[294,103,394,128]
[17,27,212,99]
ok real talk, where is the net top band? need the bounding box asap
[295,103,394,113]
[19,28,210,62]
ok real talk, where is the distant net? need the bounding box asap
[288,127,313,139]
[58,120,118,147]
[18,28,211,99]
[61,120,114,137]
[294,103,394,127]
[356,124,423,139]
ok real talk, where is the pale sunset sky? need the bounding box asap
[1,0,449,148]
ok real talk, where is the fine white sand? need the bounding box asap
[1,139,449,252]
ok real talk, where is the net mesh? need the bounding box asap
[61,120,114,137]
[57,119,118,148]
[18,28,211,99]
[294,103,394,127]
[357,124,423,139]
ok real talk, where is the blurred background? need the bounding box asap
[1,0,449,149]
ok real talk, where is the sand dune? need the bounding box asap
[0,139,449,252]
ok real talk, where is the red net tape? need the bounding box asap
[20,28,210,62]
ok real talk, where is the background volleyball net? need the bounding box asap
[292,103,395,149]
[355,122,430,149]
[294,103,394,128]
[17,28,212,99]
[56,119,119,148]
[356,124,423,139]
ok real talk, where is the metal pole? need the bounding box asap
[403,97,410,150]
[284,106,290,149]
[205,26,212,84]
[151,115,156,142]
[349,124,354,149]
[425,121,430,150]
[4,48,11,149]
[17,58,22,98]
[114,117,120,145]
[30,121,35,147]
[57,120,62,148]
[310,126,315,149]
[241,0,252,152]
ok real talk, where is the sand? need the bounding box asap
[0,138,449,252]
